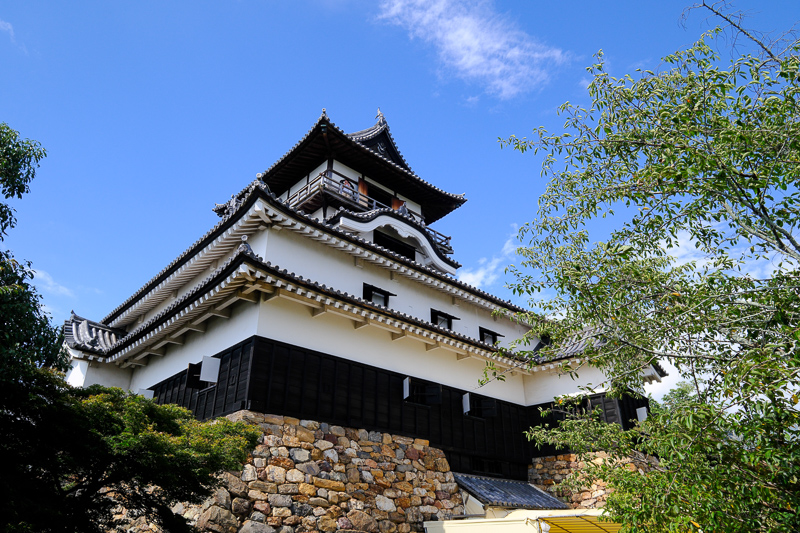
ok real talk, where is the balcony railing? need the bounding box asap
[287,171,453,255]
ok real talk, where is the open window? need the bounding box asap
[462,392,498,418]
[431,309,459,330]
[363,283,395,308]
[374,230,416,261]
[186,356,221,389]
[403,376,442,405]
[479,327,503,345]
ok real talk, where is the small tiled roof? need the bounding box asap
[537,326,669,378]
[326,207,461,269]
[64,312,126,356]
[454,473,568,510]
[346,109,413,172]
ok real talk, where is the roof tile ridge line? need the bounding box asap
[346,117,414,173]
[260,114,328,176]
[101,190,272,325]
[326,118,464,201]
[110,251,528,367]
[238,256,528,366]
[276,200,523,312]
[328,209,462,269]
[213,179,271,216]
[64,312,126,335]
[380,120,414,175]
[107,248,264,357]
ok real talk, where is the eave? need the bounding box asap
[261,113,466,224]
[102,183,525,330]
[103,249,533,375]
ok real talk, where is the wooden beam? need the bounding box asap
[218,289,259,310]
[311,305,329,318]
[352,318,369,329]
[191,306,231,325]
[456,353,471,361]
[425,342,442,352]
[391,330,408,341]
[242,280,275,295]
[140,347,166,357]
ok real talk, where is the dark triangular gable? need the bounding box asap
[354,128,411,172]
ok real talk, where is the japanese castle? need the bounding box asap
[64,111,665,480]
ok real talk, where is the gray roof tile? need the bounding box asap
[454,472,568,510]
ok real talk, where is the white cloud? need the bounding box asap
[0,19,15,43]
[33,270,75,298]
[378,0,568,99]
[458,234,517,288]
[664,229,795,280]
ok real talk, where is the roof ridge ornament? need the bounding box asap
[376,108,386,125]
[321,108,328,119]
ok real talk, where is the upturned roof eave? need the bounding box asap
[101,249,533,372]
[101,183,525,328]
[260,114,467,223]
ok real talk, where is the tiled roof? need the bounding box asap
[103,181,525,327]
[346,109,413,172]
[536,326,669,378]
[261,112,467,206]
[85,247,533,372]
[101,180,272,325]
[64,312,126,356]
[326,207,461,269]
[454,472,568,510]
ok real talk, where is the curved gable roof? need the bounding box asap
[261,111,466,224]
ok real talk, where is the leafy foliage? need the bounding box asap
[503,11,800,533]
[0,123,46,239]
[0,370,261,532]
[0,123,261,532]
[0,250,68,379]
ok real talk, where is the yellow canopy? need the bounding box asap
[530,515,622,533]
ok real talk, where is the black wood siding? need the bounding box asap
[149,335,650,481]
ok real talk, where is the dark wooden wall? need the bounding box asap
[150,335,650,481]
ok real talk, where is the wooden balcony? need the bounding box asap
[287,171,453,255]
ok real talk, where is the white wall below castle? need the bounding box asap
[255,296,529,405]
[523,365,609,405]
[128,300,260,392]
[260,226,529,352]
[66,356,134,390]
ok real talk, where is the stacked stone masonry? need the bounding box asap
[176,411,465,533]
[529,452,655,510]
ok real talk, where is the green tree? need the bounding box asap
[0,125,261,532]
[0,123,66,378]
[505,6,800,533]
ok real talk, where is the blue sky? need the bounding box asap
[2,1,797,397]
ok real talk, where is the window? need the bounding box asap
[479,327,503,345]
[462,392,498,418]
[431,309,459,329]
[403,376,442,405]
[363,283,395,307]
[374,230,416,260]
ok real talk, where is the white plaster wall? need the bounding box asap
[128,300,260,392]
[255,296,527,404]
[83,361,133,389]
[262,227,526,349]
[522,365,609,405]
[65,358,88,387]
[331,161,360,182]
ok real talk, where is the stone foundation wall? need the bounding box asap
[529,452,656,509]
[528,453,611,509]
[174,411,464,533]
